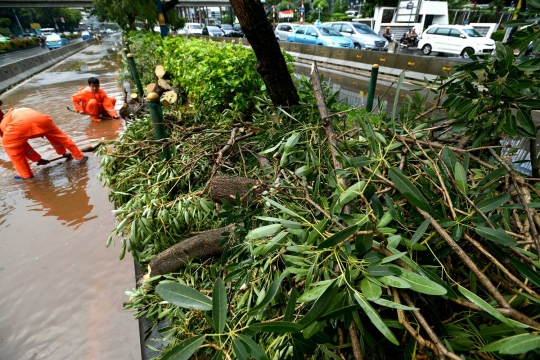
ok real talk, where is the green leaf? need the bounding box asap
[297,281,333,303]
[263,197,300,218]
[378,275,411,288]
[248,272,286,315]
[237,334,269,360]
[156,282,212,311]
[458,286,514,327]
[476,194,510,213]
[371,298,419,310]
[475,226,517,246]
[248,321,303,333]
[284,288,298,322]
[454,162,468,196]
[363,251,385,263]
[299,281,338,326]
[481,333,540,355]
[161,335,205,360]
[246,224,282,240]
[475,167,507,190]
[380,252,406,264]
[441,147,458,173]
[409,218,431,246]
[338,181,365,207]
[365,265,401,277]
[388,167,431,212]
[318,224,359,249]
[355,222,373,255]
[349,156,372,168]
[360,278,382,300]
[399,269,447,295]
[508,257,540,288]
[232,337,250,360]
[354,293,399,345]
[212,278,227,333]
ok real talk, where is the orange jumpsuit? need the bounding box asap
[0,107,84,179]
[71,86,118,121]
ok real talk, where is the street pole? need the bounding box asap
[155,0,168,38]
[300,1,305,25]
[12,9,24,36]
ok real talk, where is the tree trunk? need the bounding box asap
[229,0,299,108]
[148,224,235,277]
[209,175,266,204]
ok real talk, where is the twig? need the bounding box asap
[489,149,540,259]
[463,234,540,301]
[201,127,239,194]
[348,322,364,360]
[401,292,462,360]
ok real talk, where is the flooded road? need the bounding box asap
[0,34,140,360]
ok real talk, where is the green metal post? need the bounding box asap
[123,37,131,53]
[366,64,379,112]
[127,53,144,98]
[147,92,171,160]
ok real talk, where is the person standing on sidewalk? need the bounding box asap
[71,77,120,122]
[0,107,88,180]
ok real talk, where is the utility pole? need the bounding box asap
[13,9,24,36]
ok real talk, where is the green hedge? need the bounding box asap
[0,37,39,53]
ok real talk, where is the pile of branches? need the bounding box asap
[100,35,540,359]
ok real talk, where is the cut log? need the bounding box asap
[155,65,165,79]
[161,90,178,106]
[148,224,236,277]
[209,175,266,204]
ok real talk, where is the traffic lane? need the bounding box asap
[0,38,84,66]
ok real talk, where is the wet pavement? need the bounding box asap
[0,33,140,360]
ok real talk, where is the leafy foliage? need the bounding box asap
[103,32,540,359]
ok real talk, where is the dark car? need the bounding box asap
[229,23,245,38]
[202,25,225,37]
[219,23,234,36]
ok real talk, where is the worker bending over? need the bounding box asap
[0,107,87,180]
[71,77,120,121]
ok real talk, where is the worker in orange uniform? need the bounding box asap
[71,77,120,121]
[0,107,88,180]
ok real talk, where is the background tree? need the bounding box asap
[333,0,348,14]
[229,0,299,108]
[0,8,81,35]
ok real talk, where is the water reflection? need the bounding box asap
[23,160,95,229]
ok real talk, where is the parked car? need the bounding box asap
[418,24,495,58]
[22,33,37,39]
[81,31,93,40]
[345,10,359,17]
[184,23,203,35]
[45,34,68,50]
[218,23,234,36]
[0,35,11,42]
[287,25,354,48]
[275,23,300,41]
[230,23,245,38]
[202,25,224,37]
[324,21,387,50]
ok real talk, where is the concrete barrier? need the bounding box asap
[0,39,97,94]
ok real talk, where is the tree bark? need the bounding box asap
[229,0,299,108]
[148,224,235,277]
[209,175,266,204]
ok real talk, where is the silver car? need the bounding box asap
[324,21,388,50]
[275,23,300,41]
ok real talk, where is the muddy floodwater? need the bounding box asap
[0,35,140,360]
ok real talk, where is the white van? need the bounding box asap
[40,28,56,36]
[418,25,495,58]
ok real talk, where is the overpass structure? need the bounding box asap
[0,0,231,7]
